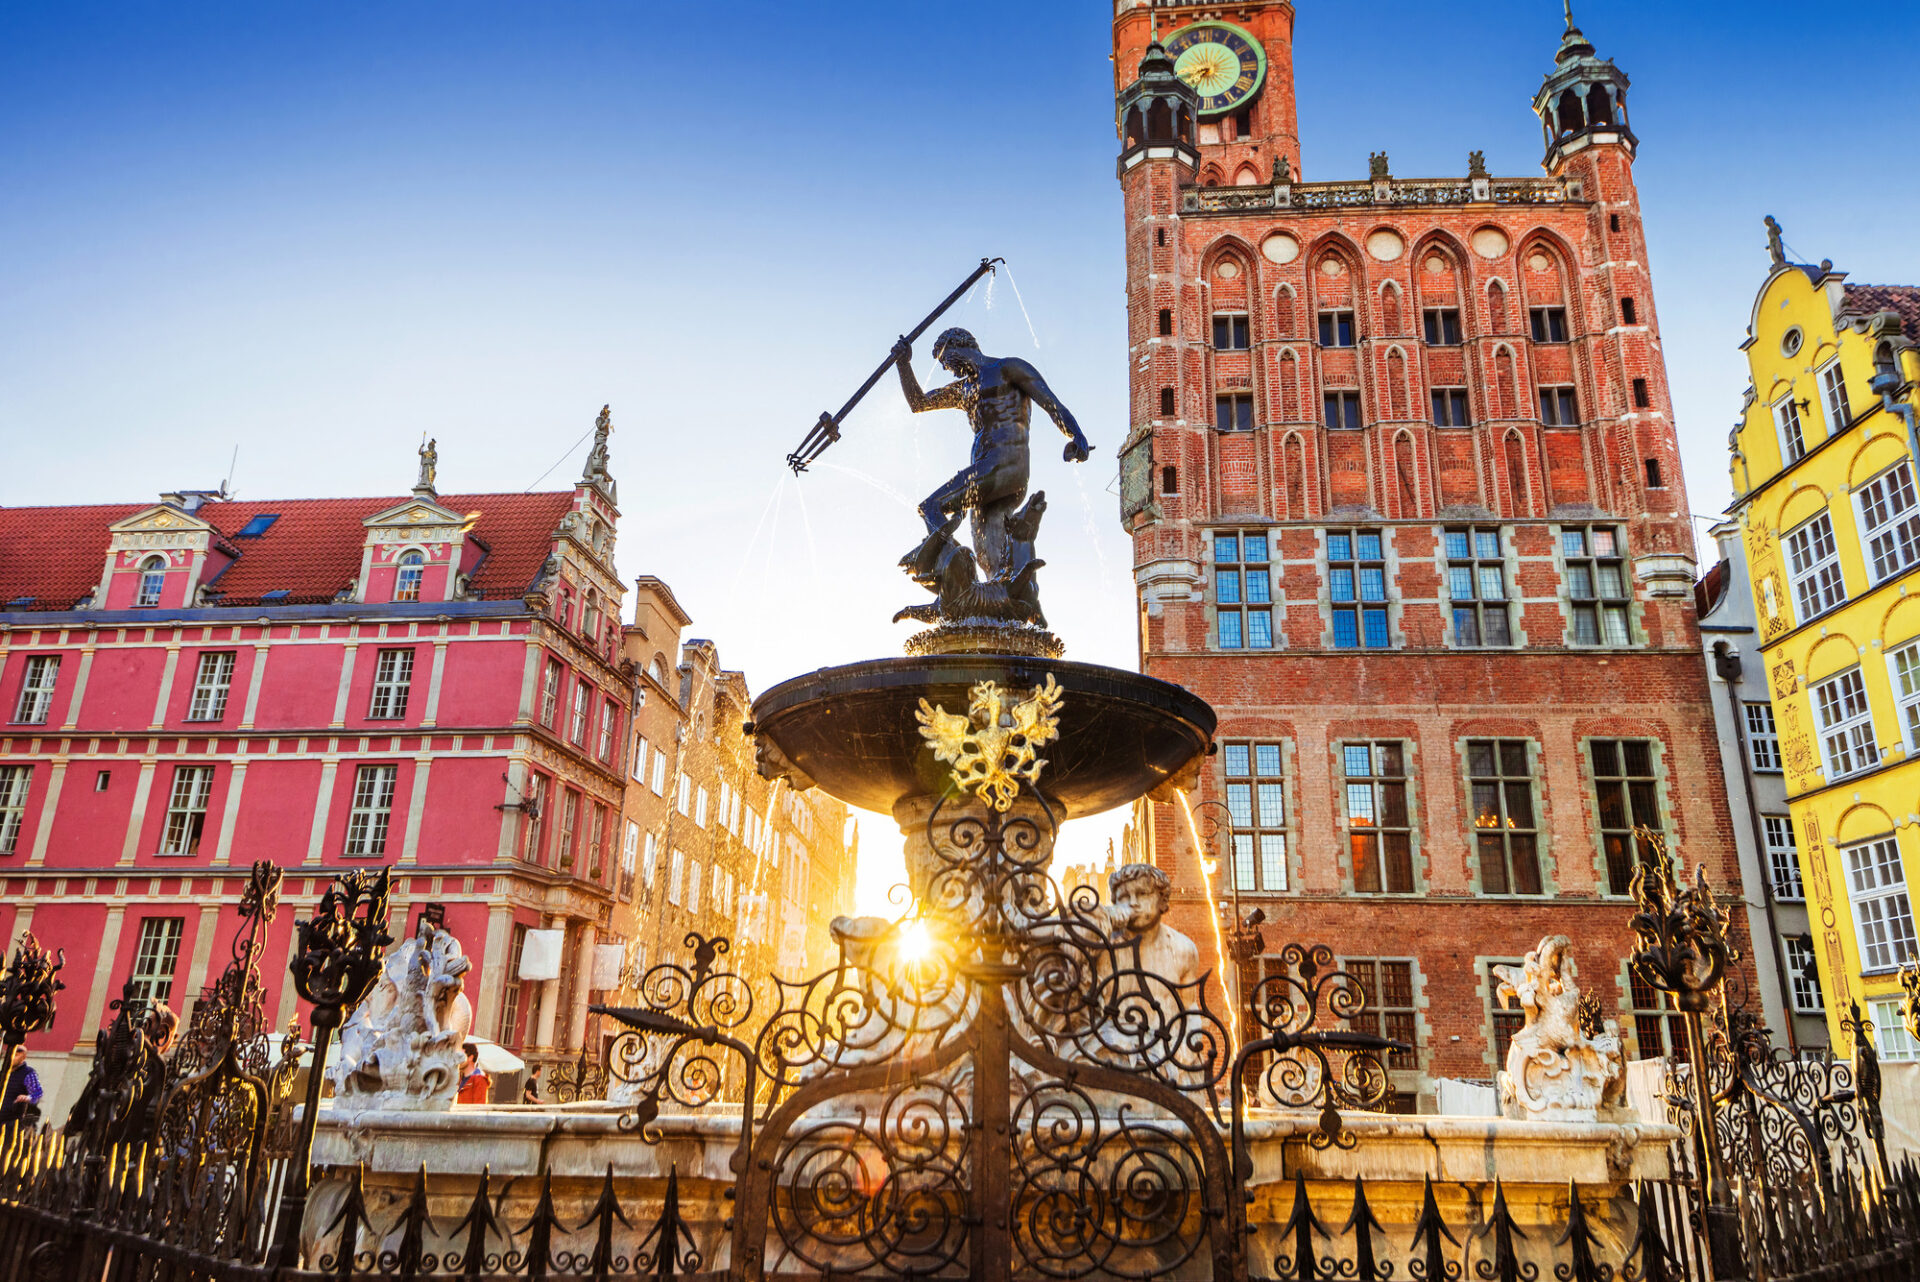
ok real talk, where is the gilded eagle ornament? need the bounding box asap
[916,675,1064,812]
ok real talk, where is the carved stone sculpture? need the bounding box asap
[328,915,474,1114]
[1492,934,1627,1123]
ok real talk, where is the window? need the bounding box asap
[1212,313,1250,349]
[1784,513,1847,622]
[1856,462,1920,585]
[1160,387,1176,416]
[500,924,530,1048]
[1158,308,1173,336]
[1644,459,1663,489]
[621,821,639,898]
[1812,668,1878,780]
[569,682,591,745]
[643,832,660,888]
[1447,528,1511,646]
[1630,971,1689,1061]
[1469,740,1539,894]
[1343,958,1417,1069]
[651,750,667,796]
[1763,815,1804,900]
[1632,378,1650,408]
[1620,297,1637,325]
[127,918,185,1006]
[1819,360,1853,429]
[95,770,109,791]
[1317,310,1356,347]
[1846,836,1917,972]
[234,513,279,539]
[137,555,166,607]
[1591,738,1662,895]
[1323,391,1363,431]
[1222,742,1287,891]
[1215,393,1254,432]
[676,773,691,815]
[1775,397,1808,464]
[158,764,214,855]
[556,789,578,869]
[686,859,702,913]
[587,804,605,879]
[1891,641,1920,751]
[1343,742,1412,893]
[368,648,414,720]
[1213,531,1273,651]
[598,700,619,762]
[1328,530,1389,648]
[1609,214,1621,233]
[1745,702,1781,771]
[1161,466,1178,495]
[0,766,30,856]
[13,656,59,724]
[1431,388,1471,427]
[395,550,425,602]
[1490,962,1526,1065]
[668,847,685,906]
[1872,999,1920,1062]
[1783,937,1823,1013]
[539,661,562,728]
[343,764,399,857]
[1563,526,1630,646]
[186,651,237,722]
[1422,308,1463,346]
[1529,307,1569,343]
[522,774,545,860]
[633,734,649,782]
[696,786,710,829]
[1539,386,1579,425]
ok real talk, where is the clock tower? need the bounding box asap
[1111,1,1772,1108]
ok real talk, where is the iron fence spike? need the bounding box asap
[1339,1175,1386,1282]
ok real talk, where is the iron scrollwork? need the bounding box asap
[0,931,65,1050]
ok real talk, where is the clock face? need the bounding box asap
[1164,21,1267,118]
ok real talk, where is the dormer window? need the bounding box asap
[137,556,166,607]
[395,550,425,603]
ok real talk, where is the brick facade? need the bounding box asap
[1111,1,1752,1105]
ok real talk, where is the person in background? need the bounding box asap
[1,1044,43,1130]
[521,1065,542,1104]
[456,1042,490,1105]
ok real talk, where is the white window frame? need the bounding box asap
[13,656,60,725]
[676,773,691,816]
[1784,936,1824,1014]
[186,651,237,722]
[651,751,667,796]
[1762,814,1804,900]
[668,847,685,906]
[1774,396,1807,464]
[137,556,166,607]
[632,734,648,782]
[696,786,709,829]
[620,820,639,896]
[1818,359,1852,431]
[1889,638,1920,754]
[1784,512,1847,622]
[1812,667,1879,780]
[343,764,399,857]
[1744,701,1781,771]
[1854,461,1920,587]
[598,699,617,761]
[128,917,186,1005]
[0,765,31,856]
[367,648,414,720]
[539,661,562,728]
[159,765,215,855]
[569,682,590,745]
[1845,835,1918,973]
[394,550,426,603]
[1871,997,1920,1063]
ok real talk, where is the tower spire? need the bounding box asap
[1564,0,1576,30]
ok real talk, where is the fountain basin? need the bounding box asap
[749,654,1215,819]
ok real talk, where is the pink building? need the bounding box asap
[0,427,635,1112]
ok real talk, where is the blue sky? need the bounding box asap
[4,1,1916,906]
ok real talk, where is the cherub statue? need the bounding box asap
[1492,935,1626,1122]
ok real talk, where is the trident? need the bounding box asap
[785,256,1004,474]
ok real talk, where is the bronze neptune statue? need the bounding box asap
[890,327,1091,653]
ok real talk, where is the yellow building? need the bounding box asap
[1729,220,1920,1051]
